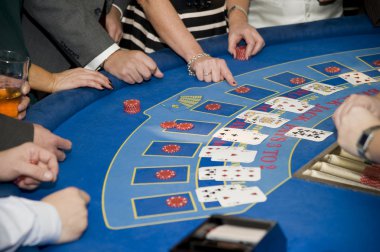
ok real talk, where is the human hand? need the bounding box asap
[334,106,380,156]
[333,94,380,128]
[17,81,31,119]
[42,187,90,244]
[228,22,265,60]
[105,5,123,43]
[50,68,112,92]
[190,55,237,86]
[0,142,58,190]
[104,49,164,84]
[33,124,72,161]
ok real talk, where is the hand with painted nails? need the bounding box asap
[0,142,58,190]
[189,54,237,86]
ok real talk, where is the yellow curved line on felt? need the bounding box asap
[102,47,376,230]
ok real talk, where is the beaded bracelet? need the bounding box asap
[187,53,210,76]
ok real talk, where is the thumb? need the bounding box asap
[19,163,54,182]
[153,67,164,78]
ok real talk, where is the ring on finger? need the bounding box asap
[204,71,212,76]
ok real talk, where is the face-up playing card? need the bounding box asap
[214,128,268,145]
[211,149,258,163]
[339,72,377,86]
[216,186,267,207]
[236,110,279,120]
[199,146,244,157]
[301,82,344,96]
[285,126,333,142]
[198,166,237,180]
[270,98,314,114]
[195,184,242,202]
[214,167,261,181]
[246,114,289,128]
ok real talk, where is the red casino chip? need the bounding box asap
[205,103,221,111]
[235,86,251,94]
[123,99,141,114]
[175,122,194,131]
[155,169,176,180]
[360,176,380,189]
[289,77,306,85]
[160,121,177,129]
[324,66,341,74]
[236,45,246,61]
[166,196,188,208]
[162,144,181,153]
[373,60,380,66]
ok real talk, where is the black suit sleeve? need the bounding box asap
[0,115,34,151]
[365,0,380,26]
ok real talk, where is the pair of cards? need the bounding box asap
[236,110,289,128]
[213,128,268,145]
[285,126,333,142]
[301,82,344,96]
[265,97,314,114]
[198,166,261,181]
[195,184,267,207]
[339,72,377,86]
[199,146,257,163]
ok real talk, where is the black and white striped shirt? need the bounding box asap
[120,0,227,53]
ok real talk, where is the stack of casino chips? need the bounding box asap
[123,99,141,114]
[236,45,246,61]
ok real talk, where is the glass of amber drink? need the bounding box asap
[0,50,29,118]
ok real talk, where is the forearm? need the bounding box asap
[138,0,203,61]
[0,196,61,251]
[28,64,55,93]
[226,0,249,25]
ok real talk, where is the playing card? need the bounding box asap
[195,184,242,202]
[214,166,261,181]
[214,128,268,145]
[199,146,244,157]
[301,82,344,95]
[247,114,289,128]
[216,186,267,207]
[205,224,267,244]
[211,149,258,163]
[236,110,279,120]
[270,98,314,114]
[285,126,333,142]
[339,72,377,86]
[198,166,236,180]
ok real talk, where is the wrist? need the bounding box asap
[357,124,380,163]
[187,53,210,76]
[102,48,121,70]
[227,5,248,22]
[366,130,380,163]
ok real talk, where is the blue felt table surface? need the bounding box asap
[3,15,380,251]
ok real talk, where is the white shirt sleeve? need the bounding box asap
[84,44,120,70]
[0,196,61,252]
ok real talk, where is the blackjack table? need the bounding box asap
[4,15,380,251]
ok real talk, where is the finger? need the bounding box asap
[195,64,205,82]
[251,38,265,56]
[136,64,153,81]
[18,96,30,113]
[129,68,144,83]
[152,67,164,79]
[16,179,40,190]
[203,63,213,83]
[78,189,91,204]
[56,137,72,151]
[55,149,67,162]
[19,162,55,182]
[37,148,59,181]
[220,61,237,86]
[228,34,240,58]
[17,110,26,120]
[21,81,30,95]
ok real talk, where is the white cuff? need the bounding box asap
[112,3,123,20]
[21,198,62,246]
[84,44,120,70]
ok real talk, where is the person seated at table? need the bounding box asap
[247,0,343,28]
[22,0,163,85]
[117,0,265,85]
[333,94,380,164]
[0,143,90,251]
[0,0,113,94]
